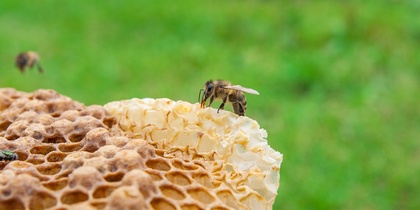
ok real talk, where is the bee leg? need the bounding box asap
[238,102,246,116]
[217,96,227,113]
[232,102,245,116]
[230,93,246,116]
[207,95,215,107]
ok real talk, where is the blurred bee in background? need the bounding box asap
[15,51,43,73]
[0,150,19,161]
[198,80,259,116]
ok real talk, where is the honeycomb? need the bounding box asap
[0,88,283,210]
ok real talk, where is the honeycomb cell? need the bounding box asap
[146,159,171,171]
[92,185,117,198]
[42,135,66,143]
[58,143,82,152]
[103,117,114,128]
[30,145,55,155]
[165,171,191,186]
[150,197,177,210]
[145,171,163,181]
[42,178,68,191]
[159,185,186,200]
[0,121,12,132]
[104,171,124,182]
[192,172,214,188]
[187,187,215,204]
[68,133,85,142]
[26,156,45,165]
[61,190,89,204]
[46,151,67,162]
[36,163,62,175]
[4,132,19,141]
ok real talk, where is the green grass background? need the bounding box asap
[1,1,419,209]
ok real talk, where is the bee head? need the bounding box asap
[204,80,214,97]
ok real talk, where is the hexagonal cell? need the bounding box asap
[30,145,56,155]
[159,185,185,201]
[58,143,82,152]
[42,136,66,144]
[68,133,85,142]
[187,187,215,204]
[192,172,214,188]
[26,155,45,165]
[46,152,67,162]
[104,172,125,182]
[165,171,191,186]
[42,178,68,191]
[4,133,19,141]
[145,158,171,171]
[61,190,89,204]
[36,163,62,175]
[145,171,163,181]
[93,185,118,198]
[150,197,177,210]
[103,117,114,128]
[0,121,12,132]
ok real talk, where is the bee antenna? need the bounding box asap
[198,89,204,103]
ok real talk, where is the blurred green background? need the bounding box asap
[1,1,419,209]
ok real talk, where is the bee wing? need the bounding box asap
[223,85,260,95]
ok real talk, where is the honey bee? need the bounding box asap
[199,80,259,116]
[15,51,43,73]
[0,150,19,161]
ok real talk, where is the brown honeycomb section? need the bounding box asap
[0,88,277,209]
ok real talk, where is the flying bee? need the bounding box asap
[0,150,19,161]
[198,80,259,116]
[15,51,43,73]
